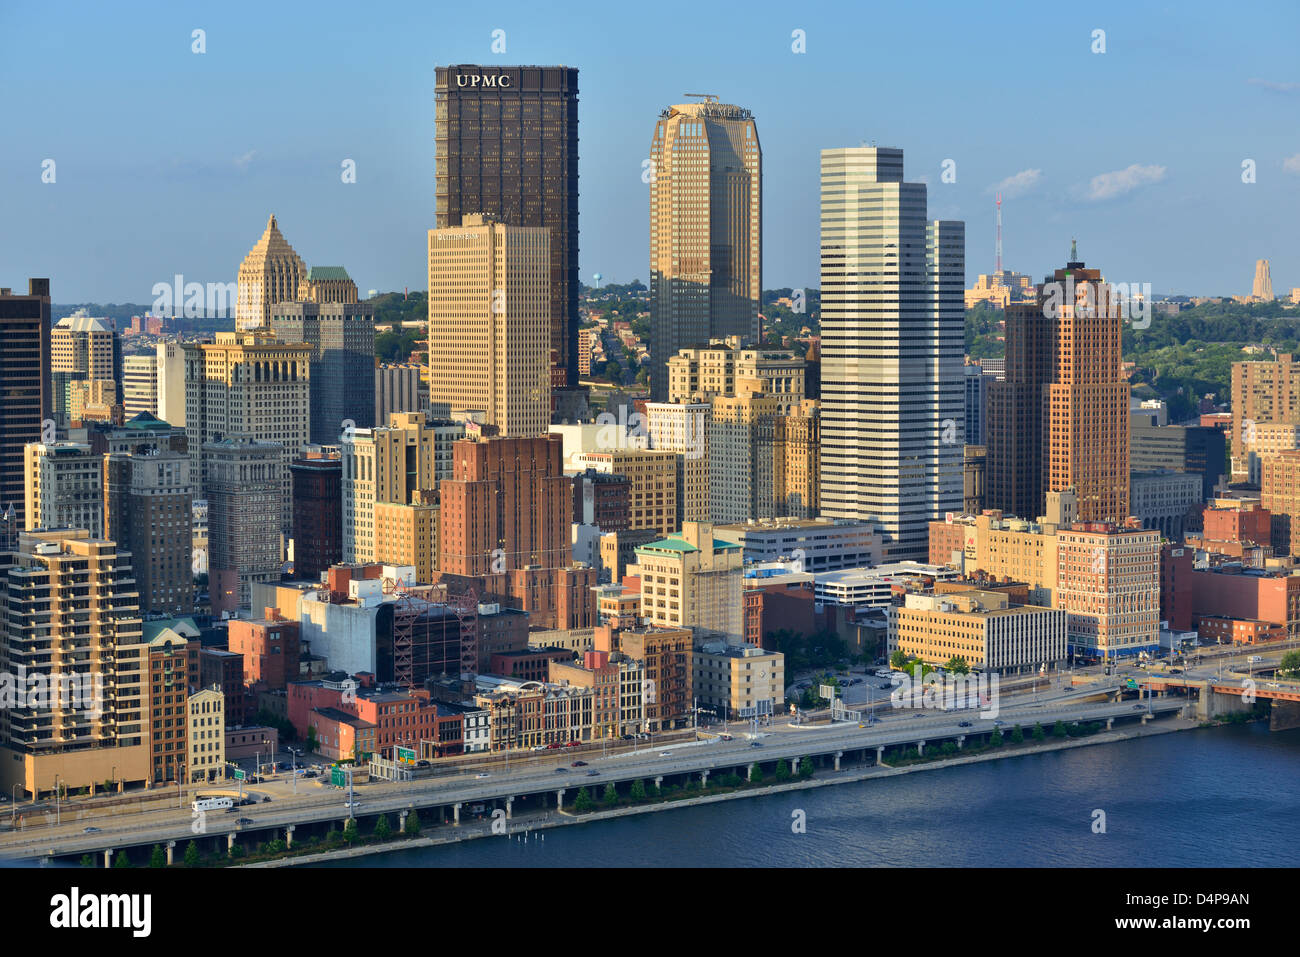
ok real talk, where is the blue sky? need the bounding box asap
[2,0,1298,303]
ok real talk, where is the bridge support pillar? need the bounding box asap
[876,745,885,765]
[555,789,565,811]
[103,849,112,868]
[285,825,295,848]
[917,740,926,756]
[399,810,408,832]
[1141,712,1151,724]
[790,758,799,776]
[833,751,843,771]
[453,803,461,826]
[1106,718,1114,731]
[165,840,176,866]
[227,833,236,852]
[505,797,513,820]
[956,735,965,750]
[653,776,663,790]
[699,770,709,787]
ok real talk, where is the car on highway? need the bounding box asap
[301,770,319,778]
[659,751,672,757]
[749,741,763,748]
[586,769,600,776]
[475,772,490,779]
[261,796,272,803]
[554,767,568,773]
[879,682,892,689]
[236,817,254,826]
[565,741,581,748]
[719,734,733,741]
[1133,704,1145,709]
[83,826,101,833]
[571,760,588,767]
[1169,668,1183,674]
[530,745,548,752]
[958,720,972,727]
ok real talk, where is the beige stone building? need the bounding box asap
[644,401,711,526]
[24,442,104,535]
[889,589,1067,674]
[708,386,783,524]
[666,338,803,411]
[427,213,551,438]
[693,639,784,719]
[51,313,117,379]
[373,491,440,584]
[571,448,678,536]
[773,399,820,518]
[236,214,308,331]
[631,522,744,641]
[297,265,358,304]
[187,686,226,784]
[1055,521,1161,661]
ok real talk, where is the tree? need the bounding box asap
[749,763,763,783]
[306,725,319,754]
[602,783,618,806]
[1009,725,1024,744]
[573,787,593,812]
[1280,651,1300,678]
[374,814,391,840]
[775,760,792,782]
[798,756,814,779]
[183,840,200,867]
[629,779,647,802]
[1052,720,1068,738]
[404,809,421,836]
[889,650,910,670]
[79,854,95,868]
[113,850,131,868]
[945,656,970,675]
[989,729,1004,747]
[149,845,166,868]
[342,817,359,844]
[1032,722,1046,741]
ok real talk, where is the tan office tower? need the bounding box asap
[235,214,308,332]
[23,442,104,535]
[708,386,783,524]
[774,399,820,518]
[0,529,148,797]
[122,353,158,418]
[645,401,711,526]
[667,337,804,410]
[341,411,441,564]
[51,314,119,381]
[1253,259,1274,301]
[297,266,358,304]
[649,97,761,401]
[182,331,311,535]
[1231,353,1300,478]
[428,214,551,437]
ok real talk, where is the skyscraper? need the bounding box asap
[270,299,377,445]
[427,214,552,438]
[23,442,104,536]
[988,250,1129,523]
[435,65,579,390]
[205,436,283,616]
[0,279,52,537]
[104,446,194,617]
[649,97,761,401]
[235,214,307,332]
[817,147,964,560]
[1253,258,1274,301]
[51,313,121,383]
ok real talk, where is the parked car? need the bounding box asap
[958,720,972,727]
[1133,704,1145,710]
[879,682,892,689]
[236,817,254,826]
[565,741,581,748]
[571,760,588,767]
[261,796,272,803]
[659,751,672,757]
[83,826,101,833]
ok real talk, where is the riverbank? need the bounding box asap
[252,713,1200,868]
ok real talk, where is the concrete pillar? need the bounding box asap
[505,797,513,820]
[917,740,926,756]
[555,790,565,811]
[285,825,295,848]
[103,849,112,868]
[453,803,461,825]
[653,776,663,790]
[956,735,965,750]
[227,833,236,852]
[833,751,842,771]
[399,810,408,832]
[790,758,798,776]
[876,745,884,765]
[166,841,175,866]
[700,769,709,786]
[1141,713,1151,724]
[1106,718,1114,730]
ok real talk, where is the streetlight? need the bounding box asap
[10,784,19,826]
[54,774,62,826]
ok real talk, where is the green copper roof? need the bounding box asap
[123,411,171,430]
[635,536,743,555]
[307,266,351,281]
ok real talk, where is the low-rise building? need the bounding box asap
[693,640,785,720]
[888,590,1067,674]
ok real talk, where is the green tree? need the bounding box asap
[775,760,792,782]
[749,763,763,783]
[945,656,970,675]
[629,779,647,802]
[889,650,910,670]
[342,817,359,844]
[573,787,593,812]
[1032,722,1046,741]
[1052,720,1068,738]
[1279,651,1300,678]
[1009,725,1024,744]
[404,809,421,836]
[113,850,131,868]
[264,838,286,855]
[989,729,1004,747]
[602,783,618,806]
[374,814,391,840]
[183,840,200,867]
[79,854,95,868]
[798,756,814,779]
[149,844,166,868]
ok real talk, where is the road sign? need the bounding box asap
[1126,678,1138,689]
[330,767,347,787]
[396,746,416,763]
[232,769,246,781]
[819,684,837,700]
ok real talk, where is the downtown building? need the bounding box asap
[204,436,283,616]
[817,147,964,561]
[435,65,579,391]
[649,98,762,401]
[235,214,308,332]
[0,279,52,538]
[291,447,343,582]
[427,214,552,438]
[23,442,104,536]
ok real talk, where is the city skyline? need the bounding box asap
[2,0,1299,303]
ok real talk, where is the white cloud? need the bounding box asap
[1247,77,1300,93]
[987,168,1042,198]
[1084,163,1166,201]
[233,150,257,171]
[1284,153,1300,175]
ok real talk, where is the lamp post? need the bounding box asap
[54,775,62,826]
[110,766,117,795]
[10,784,19,826]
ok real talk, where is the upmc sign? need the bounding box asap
[456,74,512,88]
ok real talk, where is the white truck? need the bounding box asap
[192,796,234,813]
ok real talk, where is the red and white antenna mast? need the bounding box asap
[995,192,1003,275]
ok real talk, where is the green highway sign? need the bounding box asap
[233,769,246,781]
[331,767,346,787]
[1126,678,1138,689]
[397,746,416,763]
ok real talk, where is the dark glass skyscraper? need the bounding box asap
[0,279,52,538]
[435,65,579,391]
